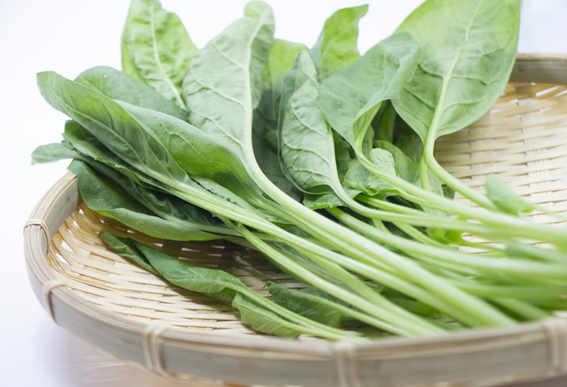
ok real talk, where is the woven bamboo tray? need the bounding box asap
[24,54,567,387]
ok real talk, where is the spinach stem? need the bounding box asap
[231,222,440,336]
[329,207,567,279]
[355,155,567,246]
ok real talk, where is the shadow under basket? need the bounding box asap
[24,54,567,387]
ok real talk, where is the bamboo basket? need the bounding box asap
[24,54,567,387]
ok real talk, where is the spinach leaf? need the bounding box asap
[31,143,80,164]
[232,293,302,338]
[319,33,421,152]
[374,103,397,144]
[182,2,274,158]
[121,0,197,108]
[268,282,345,327]
[278,52,359,209]
[69,160,221,241]
[103,234,353,339]
[392,0,521,142]
[392,115,423,163]
[116,101,261,200]
[100,232,159,275]
[75,66,187,120]
[135,238,243,302]
[80,158,236,236]
[310,5,368,79]
[38,72,192,189]
[485,175,536,215]
[280,52,338,195]
[62,120,164,191]
[253,39,307,200]
[343,149,400,198]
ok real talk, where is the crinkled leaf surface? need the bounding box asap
[279,52,359,209]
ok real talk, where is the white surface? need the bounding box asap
[1,1,567,386]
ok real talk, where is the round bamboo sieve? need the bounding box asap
[24,54,567,387]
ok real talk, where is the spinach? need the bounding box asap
[392,0,522,205]
[76,66,187,121]
[34,0,567,340]
[268,282,349,328]
[310,5,368,79]
[485,175,536,215]
[70,160,221,241]
[122,0,197,108]
[102,233,362,340]
[320,33,421,152]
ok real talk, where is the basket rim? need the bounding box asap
[24,54,567,386]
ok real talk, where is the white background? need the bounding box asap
[1,0,567,386]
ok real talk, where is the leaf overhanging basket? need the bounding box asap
[24,54,567,387]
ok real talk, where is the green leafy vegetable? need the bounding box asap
[122,0,197,107]
[76,66,187,120]
[34,0,567,342]
[392,0,522,206]
[485,175,536,215]
[268,282,346,327]
[393,0,521,141]
[310,5,368,79]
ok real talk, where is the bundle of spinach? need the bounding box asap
[33,0,567,340]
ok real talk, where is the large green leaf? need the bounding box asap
[62,120,162,191]
[278,52,358,209]
[182,1,275,164]
[121,0,197,108]
[310,5,368,79]
[75,66,187,120]
[392,0,521,141]
[319,33,421,152]
[37,72,191,189]
[280,52,337,194]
